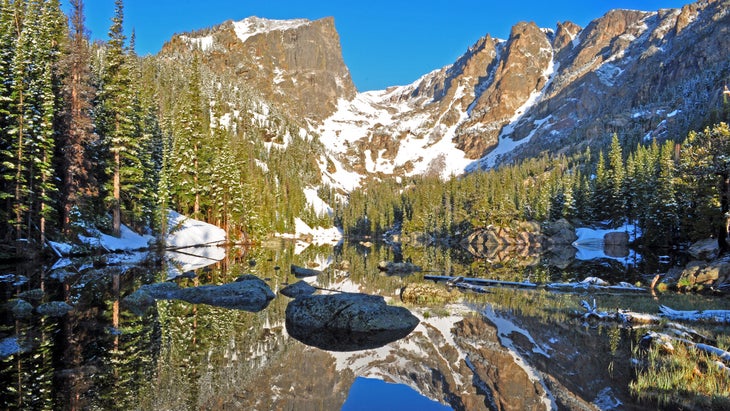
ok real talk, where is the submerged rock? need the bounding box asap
[171,275,274,311]
[8,299,33,319]
[280,280,317,299]
[36,301,73,317]
[122,288,158,316]
[285,293,419,351]
[125,274,275,313]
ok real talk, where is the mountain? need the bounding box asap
[159,0,730,188]
[160,16,356,122]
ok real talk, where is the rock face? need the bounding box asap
[677,259,730,290]
[160,16,356,121]
[285,293,419,351]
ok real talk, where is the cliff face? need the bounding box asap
[160,16,356,121]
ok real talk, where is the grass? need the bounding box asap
[630,339,730,410]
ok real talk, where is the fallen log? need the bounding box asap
[659,305,730,325]
[547,277,646,293]
[425,274,537,288]
[445,277,489,293]
[291,264,322,278]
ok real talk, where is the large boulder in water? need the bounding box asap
[285,293,419,351]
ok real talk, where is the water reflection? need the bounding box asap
[0,240,725,410]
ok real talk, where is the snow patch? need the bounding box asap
[303,188,333,217]
[79,224,154,252]
[233,16,310,44]
[180,35,214,51]
[166,210,227,248]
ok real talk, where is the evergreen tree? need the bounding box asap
[96,0,138,236]
[59,0,97,235]
[607,133,625,223]
[679,122,730,250]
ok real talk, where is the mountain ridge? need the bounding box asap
[158,0,730,187]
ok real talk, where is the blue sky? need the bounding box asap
[73,0,692,91]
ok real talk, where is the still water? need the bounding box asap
[1,240,727,410]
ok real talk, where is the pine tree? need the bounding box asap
[96,0,137,237]
[169,55,208,218]
[59,0,97,235]
[0,0,18,239]
[607,133,625,223]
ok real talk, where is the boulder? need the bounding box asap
[8,299,33,319]
[677,260,730,290]
[688,238,719,261]
[604,231,629,246]
[125,274,275,313]
[543,219,578,245]
[285,293,419,351]
[170,274,275,311]
[36,301,73,317]
[280,280,317,299]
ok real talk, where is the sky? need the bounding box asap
[71,0,692,91]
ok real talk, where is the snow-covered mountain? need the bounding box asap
[160,0,730,189]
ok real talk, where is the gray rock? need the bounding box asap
[36,301,73,317]
[688,238,719,261]
[168,274,274,312]
[285,293,419,351]
[280,281,317,299]
[122,288,157,316]
[604,231,629,246]
[8,299,33,319]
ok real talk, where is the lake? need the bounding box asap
[1,239,728,410]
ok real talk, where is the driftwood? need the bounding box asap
[445,277,489,293]
[547,277,646,293]
[425,275,537,288]
[290,264,322,278]
[425,275,646,294]
[659,305,730,325]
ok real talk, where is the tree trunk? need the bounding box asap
[113,150,121,237]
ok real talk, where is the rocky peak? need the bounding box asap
[454,21,553,158]
[160,16,356,121]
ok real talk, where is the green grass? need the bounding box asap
[630,340,730,409]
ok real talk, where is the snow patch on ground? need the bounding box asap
[79,224,154,252]
[573,222,641,264]
[303,188,333,217]
[180,35,214,51]
[166,210,227,248]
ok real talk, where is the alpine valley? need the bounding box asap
[160,0,729,194]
